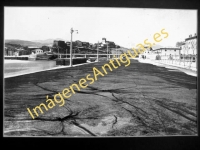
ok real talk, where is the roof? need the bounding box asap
[152,47,181,51]
[32,49,43,51]
[28,46,39,48]
[185,35,197,41]
[106,41,114,43]
[16,49,25,51]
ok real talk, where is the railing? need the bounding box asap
[56,53,121,59]
[159,54,197,62]
[156,54,197,70]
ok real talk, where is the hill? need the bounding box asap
[33,38,64,46]
[5,43,24,50]
[5,39,45,47]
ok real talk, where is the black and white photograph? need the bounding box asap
[3,7,197,137]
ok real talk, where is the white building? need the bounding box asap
[181,34,197,55]
[31,49,43,54]
[151,48,181,60]
[141,47,181,60]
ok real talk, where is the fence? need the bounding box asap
[155,54,197,71]
[55,53,121,59]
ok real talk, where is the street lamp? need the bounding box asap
[97,41,99,62]
[70,28,78,67]
[58,47,59,58]
[115,45,119,58]
[107,42,109,60]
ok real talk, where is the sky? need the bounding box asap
[4,7,197,48]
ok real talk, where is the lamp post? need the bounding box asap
[107,43,109,60]
[70,28,78,67]
[58,47,59,58]
[97,41,99,62]
[116,45,119,58]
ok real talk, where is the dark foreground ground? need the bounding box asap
[4,59,197,136]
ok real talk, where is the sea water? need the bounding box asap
[4,59,94,78]
[4,60,58,78]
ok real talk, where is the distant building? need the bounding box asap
[66,41,71,46]
[4,47,8,56]
[16,48,24,51]
[82,42,90,48]
[152,47,181,55]
[31,49,43,54]
[18,50,30,56]
[4,46,26,56]
[181,34,197,55]
[4,47,16,56]
[65,41,76,47]
[41,46,50,52]
[105,41,116,48]
[53,40,66,49]
[28,46,40,50]
[100,38,116,48]
[102,38,106,44]
[52,40,69,54]
[151,47,181,60]
[75,40,82,47]
[89,43,93,48]
[116,45,120,48]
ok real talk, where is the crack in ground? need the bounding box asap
[112,115,118,129]
[70,120,97,136]
[122,107,159,132]
[154,100,196,123]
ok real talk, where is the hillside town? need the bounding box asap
[5,33,197,60]
[4,32,197,72]
[4,38,122,58]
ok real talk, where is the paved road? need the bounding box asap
[4,59,197,136]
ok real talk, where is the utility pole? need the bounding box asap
[97,41,99,62]
[116,45,119,58]
[107,43,108,60]
[58,47,59,58]
[70,28,78,67]
[70,28,73,67]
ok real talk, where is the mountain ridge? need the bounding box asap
[5,38,66,47]
[5,39,45,47]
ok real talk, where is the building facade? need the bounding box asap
[31,49,43,54]
[181,34,197,55]
[142,47,181,60]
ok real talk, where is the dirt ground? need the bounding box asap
[4,59,197,136]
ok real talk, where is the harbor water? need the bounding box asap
[4,60,58,78]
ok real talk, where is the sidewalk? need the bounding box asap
[136,58,197,77]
